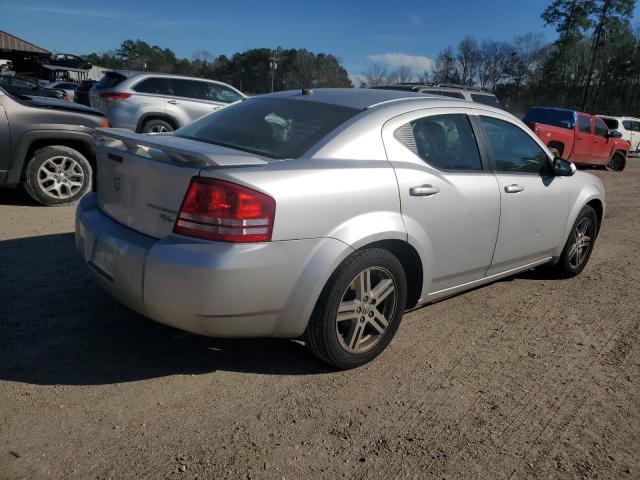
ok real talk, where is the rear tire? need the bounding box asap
[551,205,598,278]
[548,146,561,158]
[304,248,407,369]
[23,146,92,206]
[606,151,626,171]
[141,119,174,134]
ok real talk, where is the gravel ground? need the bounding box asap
[1,161,639,480]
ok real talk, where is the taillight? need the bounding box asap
[174,178,276,243]
[100,119,110,128]
[99,92,131,101]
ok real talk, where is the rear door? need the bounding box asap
[167,79,215,125]
[572,114,593,163]
[382,107,501,294]
[475,111,571,274]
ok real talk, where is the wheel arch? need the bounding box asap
[547,140,565,157]
[9,129,95,184]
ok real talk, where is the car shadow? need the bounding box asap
[0,233,333,386]
[0,186,40,206]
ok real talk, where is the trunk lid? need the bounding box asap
[94,128,269,238]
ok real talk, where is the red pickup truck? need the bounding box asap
[524,107,629,171]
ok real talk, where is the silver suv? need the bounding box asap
[90,71,246,133]
[373,83,502,108]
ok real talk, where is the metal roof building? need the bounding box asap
[0,31,50,54]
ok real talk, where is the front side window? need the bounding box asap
[578,116,591,134]
[176,97,359,159]
[133,77,172,95]
[633,121,640,132]
[594,118,609,138]
[205,83,242,103]
[622,120,632,130]
[480,116,550,174]
[397,114,482,171]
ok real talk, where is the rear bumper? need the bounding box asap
[76,193,350,338]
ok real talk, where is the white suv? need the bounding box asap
[597,115,640,153]
[90,71,246,133]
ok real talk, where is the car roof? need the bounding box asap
[261,88,454,110]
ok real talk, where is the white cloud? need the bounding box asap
[367,53,434,73]
[408,15,421,24]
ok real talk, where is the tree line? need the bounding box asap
[86,41,352,94]
[365,0,639,117]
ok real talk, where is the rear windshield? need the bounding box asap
[523,108,575,130]
[175,97,360,159]
[96,72,127,89]
[471,93,501,107]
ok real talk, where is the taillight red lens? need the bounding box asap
[99,92,131,101]
[174,178,276,243]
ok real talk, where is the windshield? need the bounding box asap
[175,97,360,159]
[524,108,575,130]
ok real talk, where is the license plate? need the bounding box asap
[90,239,115,280]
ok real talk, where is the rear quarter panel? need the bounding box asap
[534,124,576,159]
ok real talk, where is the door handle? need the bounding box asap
[504,184,524,193]
[167,99,179,105]
[409,185,440,196]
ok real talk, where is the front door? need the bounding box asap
[474,112,572,275]
[382,108,501,295]
[0,99,9,179]
[573,114,593,163]
[592,117,612,165]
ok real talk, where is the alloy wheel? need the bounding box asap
[335,267,398,354]
[36,156,85,200]
[568,217,593,269]
[149,125,170,133]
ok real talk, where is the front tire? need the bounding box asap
[304,248,407,369]
[551,205,598,278]
[23,146,92,206]
[606,151,626,171]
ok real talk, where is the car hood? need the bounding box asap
[23,96,105,116]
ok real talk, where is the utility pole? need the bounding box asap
[269,49,279,93]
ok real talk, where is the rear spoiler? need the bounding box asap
[94,128,269,168]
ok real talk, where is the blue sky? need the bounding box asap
[3,0,640,83]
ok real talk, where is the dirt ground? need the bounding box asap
[1,161,639,480]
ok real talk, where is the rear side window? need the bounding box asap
[578,116,591,134]
[523,108,575,130]
[96,72,126,89]
[171,79,209,99]
[480,116,550,175]
[175,97,359,159]
[602,118,619,130]
[133,77,172,95]
[471,93,501,108]
[397,114,482,171]
[438,91,465,99]
[595,118,609,138]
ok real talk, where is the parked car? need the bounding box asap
[597,115,640,154]
[0,59,13,72]
[43,53,92,71]
[0,87,108,205]
[89,71,247,133]
[76,88,605,369]
[42,80,77,102]
[372,83,502,108]
[73,80,96,106]
[0,75,66,100]
[524,107,629,171]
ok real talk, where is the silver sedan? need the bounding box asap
[76,88,605,369]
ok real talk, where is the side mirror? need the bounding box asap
[608,130,623,139]
[553,157,577,176]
